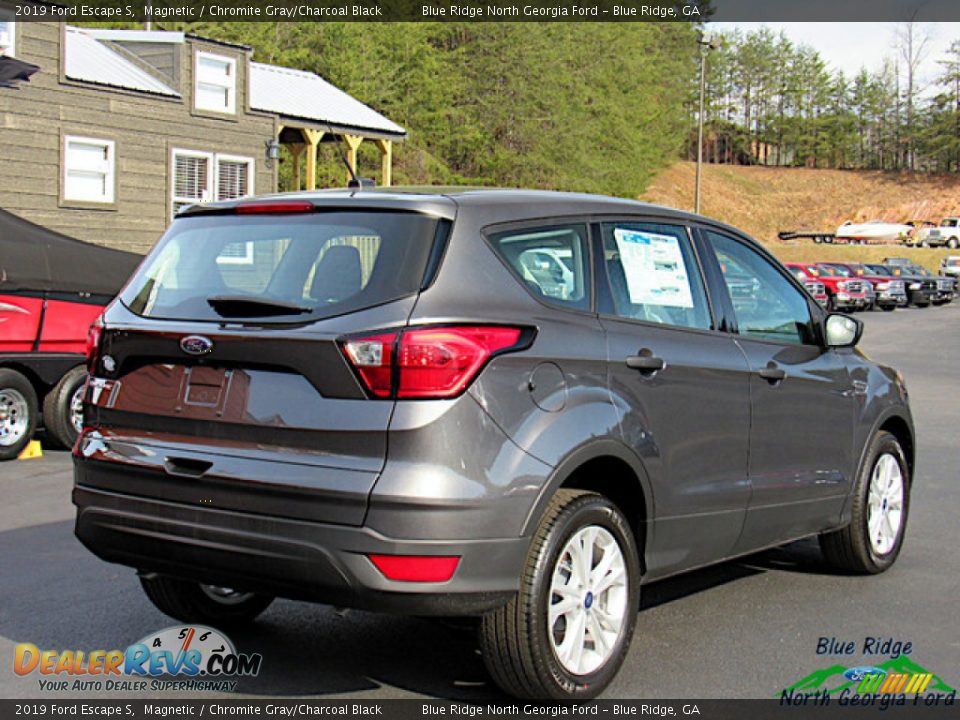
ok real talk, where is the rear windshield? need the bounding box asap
[121,212,439,322]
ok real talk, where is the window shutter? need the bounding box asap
[217,160,249,201]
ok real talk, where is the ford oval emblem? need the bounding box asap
[180,335,214,356]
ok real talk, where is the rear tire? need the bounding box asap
[140,574,274,626]
[881,305,896,312]
[42,366,87,450]
[479,490,640,699]
[819,431,910,574]
[0,369,38,461]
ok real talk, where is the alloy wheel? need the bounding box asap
[0,389,30,447]
[548,525,629,676]
[867,453,904,556]
[200,585,257,605]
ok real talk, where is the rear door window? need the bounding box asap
[487,224,590,310]
[600,222,712,330]
[121,212,438,322]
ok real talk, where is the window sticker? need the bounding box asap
[613,229,694,308]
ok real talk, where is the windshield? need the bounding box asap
[866,265,890,276]
[818,265,848,277]
[121,211,439,322]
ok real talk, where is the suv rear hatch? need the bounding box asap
[78,206,444,527]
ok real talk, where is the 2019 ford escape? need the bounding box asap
[74,189,915,699]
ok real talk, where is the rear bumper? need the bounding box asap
[73,481,528,616]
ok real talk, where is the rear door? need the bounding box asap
[80,209,442,527]
[701,230,856,552]
[596,220,751,579]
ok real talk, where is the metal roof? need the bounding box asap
[64,26,179,98]
[249,62,406,139]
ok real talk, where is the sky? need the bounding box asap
[712,22,960,90]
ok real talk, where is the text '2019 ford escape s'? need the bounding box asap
[74,189,915,699]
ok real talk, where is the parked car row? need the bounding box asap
[784,258,955,312]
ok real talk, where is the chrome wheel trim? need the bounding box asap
[200,585,256,605]
[69,384,85,434]
[0,388,30,447]
[867,453,905,556]
[548,525,628,676]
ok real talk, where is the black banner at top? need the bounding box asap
[5,0,960,22]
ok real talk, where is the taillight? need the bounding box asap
[86,316,104,373]
[340,325,525,399]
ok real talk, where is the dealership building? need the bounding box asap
[0,15,406,252]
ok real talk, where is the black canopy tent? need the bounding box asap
[0,56,40,89]
[0,208,142,299]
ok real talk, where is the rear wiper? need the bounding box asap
[206,295,312,318]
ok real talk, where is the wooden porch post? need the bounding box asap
[288,143,306,191]
[343,134,364,184]
[375,139,393,187]
[301,129,324,190]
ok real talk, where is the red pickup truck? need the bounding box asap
[783,262,829,307]
[785,262,870,312]
[0,209,140,459]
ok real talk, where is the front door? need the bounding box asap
[702,230,856,553]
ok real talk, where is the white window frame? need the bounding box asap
[170,149,255,263]
[0,16,15,58]
[63,135,116,204]
[194,51,237,115]
[171,148,214,219]
[211,153,255,263]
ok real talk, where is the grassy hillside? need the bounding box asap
[640,162,960,271]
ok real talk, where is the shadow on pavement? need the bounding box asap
[0,521,830,700]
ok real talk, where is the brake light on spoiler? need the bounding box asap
[340,325,529,399]
[234,201,315,214]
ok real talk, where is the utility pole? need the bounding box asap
[695,31,720,214]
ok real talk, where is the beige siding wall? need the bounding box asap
[0,22,278,254]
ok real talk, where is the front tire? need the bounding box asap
[480,490,640,699]
[42,365,87,449]
[0,369,38,461]
[819,431,910,574]
[140,574,274,626]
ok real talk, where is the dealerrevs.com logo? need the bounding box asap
[13,625,263,692]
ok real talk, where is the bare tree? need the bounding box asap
[895,19,936,170]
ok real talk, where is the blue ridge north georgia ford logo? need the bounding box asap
[180,335,214,355]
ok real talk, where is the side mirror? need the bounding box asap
[824,313,863,348]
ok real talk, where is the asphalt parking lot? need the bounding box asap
[1,304,958,700]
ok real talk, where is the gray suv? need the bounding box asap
[74,189,915,699]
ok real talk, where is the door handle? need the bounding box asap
[758,363,786,383]
[626,350,665,374]
[164,457,213,478]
